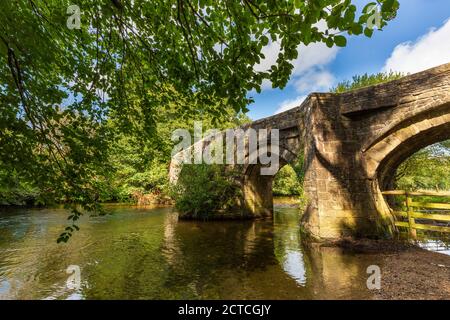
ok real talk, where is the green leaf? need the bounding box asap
[260,35,269,46]
[382,0,396,12]
[294,0,302,9]
[334,35,347,47]
[364,27,374,38]
[363,2,378,14]
[325,37,334,48]
[351,23,363,35]
[0,0,400,242]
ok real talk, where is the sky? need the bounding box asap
[246,0,450,120]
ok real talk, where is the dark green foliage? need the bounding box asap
[170,164,242,219]
[102,104,251,203]
[272,153,308,207]
[0,167,41,206]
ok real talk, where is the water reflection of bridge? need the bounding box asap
[162,207,380,299]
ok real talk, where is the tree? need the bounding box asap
[0,1,400,240]
[331,71,404,93]
[103,95,251,203]
[395,142,450,192]
[272,165,302,196]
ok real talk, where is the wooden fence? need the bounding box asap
[382,190,450,237]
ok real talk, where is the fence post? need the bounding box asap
[405,192,417,239]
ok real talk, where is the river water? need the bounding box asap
[0,202,447,299]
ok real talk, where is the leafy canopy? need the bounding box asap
[0,0,400,240]
[1,0,400,117]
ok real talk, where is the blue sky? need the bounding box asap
[247,0,450,120]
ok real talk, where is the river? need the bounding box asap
[0,202,448,299]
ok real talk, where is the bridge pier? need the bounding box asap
[300,146,394,239]
[243,166,274,218]
[297,93,395,239]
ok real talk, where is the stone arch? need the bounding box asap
[241,143,303,217]
[363,101,450,219]
[242,155,287,218]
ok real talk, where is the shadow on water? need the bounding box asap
[0,203,410,299]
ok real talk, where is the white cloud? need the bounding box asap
[293,69,335,93]
[383,19,450,73]
[274,95,307,114]
[254,40,281,74]
[266,43,337,114]
[253,21,339,115]
[255,20,339,91]
[255,41,338,74]
[291,42,339,76]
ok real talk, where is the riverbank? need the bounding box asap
[374,246,450,300]
[323,239,450,300]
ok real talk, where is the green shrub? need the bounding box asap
[272,165,302,196]
[170,164,242,219]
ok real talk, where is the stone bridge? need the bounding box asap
[170,63,450,240]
